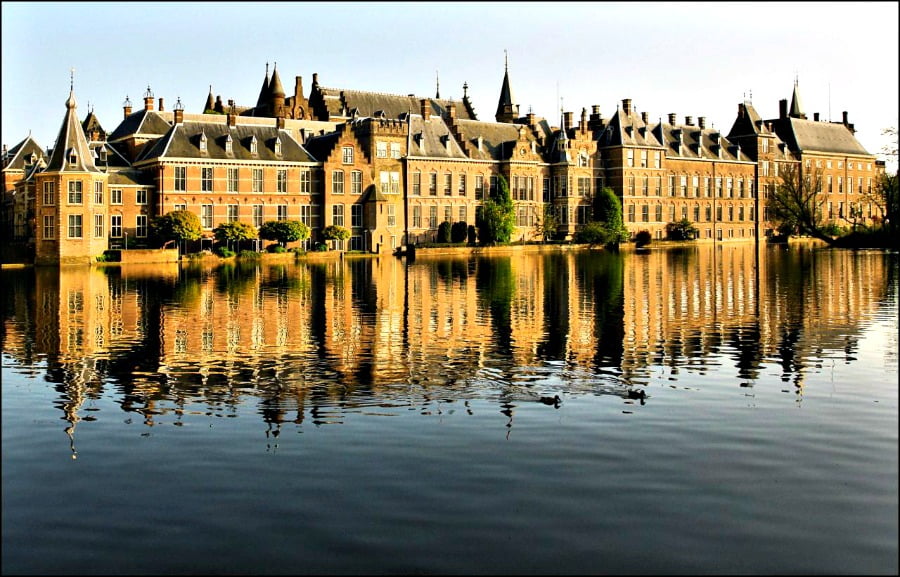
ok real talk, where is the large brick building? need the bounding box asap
[2,63,884,264]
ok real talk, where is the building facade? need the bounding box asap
[2,63,884,264]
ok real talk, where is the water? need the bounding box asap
[2,244,897,574]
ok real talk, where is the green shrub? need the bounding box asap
[268,244,287,253]
[238,250,260,259]
[635,230,652,247]
[215,246,235,258]
[450,221,468,243]
[437,221,452,243]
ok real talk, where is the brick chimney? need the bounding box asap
[564,111,574,131]
[276,116,285,130]
[143,86,155,111]
[158,97,165,112]
[641,111,649,124]
[123,95,133,119]
[173,97,184,124]
[227,113,236,127]
[779,99,788,120]
[842,111,849,125]
[685,116,694,126]
[622,98,632,116]
[813,112,819,121]
[668,113,677,125]
[698,116,706,129]
[420,99,431,120]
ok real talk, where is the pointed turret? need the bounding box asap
[204,85,215,112]
[495,51,519,123]
[789,77,806,119]
[269,63,286,118]
[45,80,99,172]
[256,62,271,109]
[81,108,105,142]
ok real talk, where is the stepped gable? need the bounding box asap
[302,130,340,163]
[454,119,523,161]
[775,118,870,156]
[2,135,45,170]
[408,114,468,159]
[136,120,314,163]
[45,87,99,172]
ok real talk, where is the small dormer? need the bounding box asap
[249,135,258,155]
[67,147,78,165]
[224,133,234,156]
[98,147,108,164]
[199,131,208,153]
[441,133,452,151]
[476,135,484,152]
[274,135,282,156]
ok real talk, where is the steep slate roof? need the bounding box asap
[45,88,100,172]
[409,115,469,159]
[108,168,153,186]
[453,118,528,161]
[653,121,752,162]
[2,135,45,170]
[135,120,314,163]
[316,84,476,121]
[81,110,105,139]
[773,118,870,156]
[789,81,804,118]
[107,109,173,142]
[302,130,340,163]
[269,65,285,98]
[89,141,131,170]
[495,65,515,119]
[597,109,663,148]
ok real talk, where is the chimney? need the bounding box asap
[227,113,236,127]
[622,98,632,116]
[173,97,184,124]
[668,113,677,125]
[276,116,285,130]
[813,112,819,121]
[123,95,133,119]
[312,73,318,86]
[158,97,165,112]
[842,111,849,125]
[698,116,706,129]
[580,107,588,130]
[564,111,574,131]
[527,111,536,127]
[641,111,649,124]
[420,98,431,120]
[738,103,745,118]
[779,99,788,120]
[685,116,694,126]
[143,86,155,111]
[447,102,457,122]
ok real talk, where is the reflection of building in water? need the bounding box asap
[2,246,893,438]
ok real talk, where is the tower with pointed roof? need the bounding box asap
[35,75,109,264]
[495,51,519,123]
[269,63,286,118]
[789,77,806,120]
[203,85,215,113]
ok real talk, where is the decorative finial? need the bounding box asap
[174,97,184,111]
[463,81,468,98]
[435,70,440,99]
[123,95,132,107]
[70,67,75,91]
[504,49,508,72]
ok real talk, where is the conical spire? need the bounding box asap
[46,74,98,173]
[495,50,518,123]
[256,62,271,108]
[269,62,285,97]
[204,85,215,112]
[789,76,806,119]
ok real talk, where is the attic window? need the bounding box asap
[67,148,77,165]
[275,136,282,156]
[99,147,108,163]
[225,134,233,155]
[199,131,208,153]
[250,135,258,155]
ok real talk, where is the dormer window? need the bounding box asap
[250,135,258,155]
[199,131,208,153]
[67,148,77,165]
[225,134,233,155]
[99,147,108,163]
[274,136,282,156]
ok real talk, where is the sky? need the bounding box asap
[3,1,898,168]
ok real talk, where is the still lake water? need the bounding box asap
[2,243,897,575]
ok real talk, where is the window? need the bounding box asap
[250,136,258,155]
[278,205,288,221]
[376,142,387,158]
[201,204,213,229]
[68,214,83,238]
[174,166,186,191]
[429,206,438,229]
[136,189,148,205]
[300,205,312,227]
[705,206,712,222]
[543,178,550,202]
[627,149,634,167]
[390,172,400,194]
[680,175,687,197]
[110,215,122,238]
[654,151,661,169]
[640,149,648,168]
[827,160,832,169]
[94,214,104,238]
[444,173,452,196]
[669,175,676,196]
[136,215,148,237]
[412,206,421,228]
[174,204,186,212]
[227,205,239,222]
[111,188,122,205]
[42,215,55,239]
[332,170,344,194]
[838,177,843,194]
[738,206,745,221]
[490,176,498,196]
[253,169,264,193]
[579,177,591,197]
[380,171,390,194]
[253,205,263,227]
[827,175,833,193]
[641,205,649,222]
[225,134,233,155]
[351,204,363,227]
[475,175,484,200]
[390,143,401,159]
[342,146,354,164]
[726,178,733,198]
[332,204,344,226]
[412,172,421,196]
[429,173,438,196]
[656,204,663,222]
[274,137,282,156]
[349,236,363,251]
[704,177,711,197]
[228,168,239,192]
[276,169,287,193]
[387,204,396,226]
[627,204,635,222]
[68,181,83,204]
[692,176,699,197]
[444,206,452,223]
[628,175,635,196]
[526,176,534,201]
[43,182,55,206]
[642,175,649,196]
[458,173,466,196]
[716,206,722,221]
[300,169,311,194]
[715,178,722,197]
[351,170,362,195]
[847,177,853,195]
[94,181,104,204]
[459,206,466,223]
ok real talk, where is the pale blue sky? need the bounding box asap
[3,1,897,166]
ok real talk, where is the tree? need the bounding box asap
[321,224,351,248]
[533,205,560,242]
[634,230,652,247]
[477,174,515,245]
[767,162,833,243]
[150,210,202,247]
[213,221,258,250]
[437,221,452,243]
[259,220,310,248]
[594,186,630,246]
[573,221,611,247]
[665,218,699,240]
[450,221,468,243]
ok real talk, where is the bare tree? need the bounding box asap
[768,161,833,243]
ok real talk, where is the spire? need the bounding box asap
[46,78,98,172]
[789,75,806,119]
[269,62,285,97]
[435,70,440,99]
[204,85,215,112]
[256,62,271,108]
[495,50,518,123]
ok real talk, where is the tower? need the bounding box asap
[495,51,519,123]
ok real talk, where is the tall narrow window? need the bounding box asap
[351,170,362,195]
[136,189,148,204]
[68,181,83,204]
[277,169,287,193]
[351,204,363,227]
[278,205,288,221]
[390,143,401,159]
[228,168,239,192]
[300,169,311,194]
[429,173,437,196]
[110,215,122,238]
[227,205,239,222]
[387,204,396,226]
[44,215,55,239]
[412,172,421,196]
[342,146,354,164]
[68,214,83,238]
[475,175,484,200]
[253,169,263,193]
[94,214,104,238]
[332,204,344,226]
[201,167,213,192]
[174,166,186,191]
[43,182,55,206]
[253,205,263,227]
[94,181,104,204]
[458,173,466,196]
[201,204,213,229]
[332,170,344,194]
[136,215,148,237]
[444,173,452,196]
[412,206,421,228]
